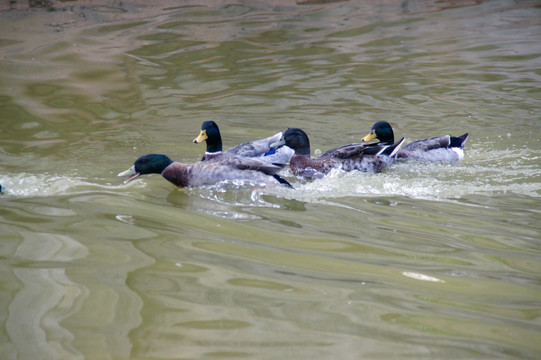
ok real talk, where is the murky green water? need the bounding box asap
[1,1,540,359]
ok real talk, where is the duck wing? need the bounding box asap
[162,160,286,187]
[213,155,285,175]
[261,145,295,164]
[399,134,469,161]
[402,135,451,153]
[321,138,405,159]
[319,143,372,159]
[225,132,283,157]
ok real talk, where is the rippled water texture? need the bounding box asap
[1,1,540,359]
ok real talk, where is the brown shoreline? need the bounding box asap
[0,0,308,36]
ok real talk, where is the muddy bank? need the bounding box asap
[0,0,488,34]
[0,0,323,39]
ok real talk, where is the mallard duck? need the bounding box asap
[362,121,469,161]
[270,128,404,180]
[118,154,292,188]
[193,121,293,164]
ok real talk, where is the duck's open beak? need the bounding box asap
[118,166,140,184]
[193,130,208,144]
[362,130,377,142]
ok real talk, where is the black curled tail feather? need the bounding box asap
[273,174,293,189]
[450,133,469,148]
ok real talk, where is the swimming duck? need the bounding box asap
[193,121,293,164]
[118,154,292,188]
[271,128,405,180]
[362,121,469,161]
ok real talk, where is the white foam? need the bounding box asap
[2,145,539,203]
[0,173,127,198]
[269,154,541,202]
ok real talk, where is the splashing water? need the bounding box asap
[269,145,541,203]
[1,142,539,202]
[0,173,125,198]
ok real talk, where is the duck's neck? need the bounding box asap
[206,138,223,153]
[291,153,310,161]
[294,146,311,157]
[202,152,223,161]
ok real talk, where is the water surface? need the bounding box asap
[1,1,540,359]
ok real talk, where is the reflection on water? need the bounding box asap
[1,1,541,359]
[8,231,88,359]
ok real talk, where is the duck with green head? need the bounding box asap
[270,128,404,180]
[193,121,293,164]
[362,121,469,161]
[118,153,292,188]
